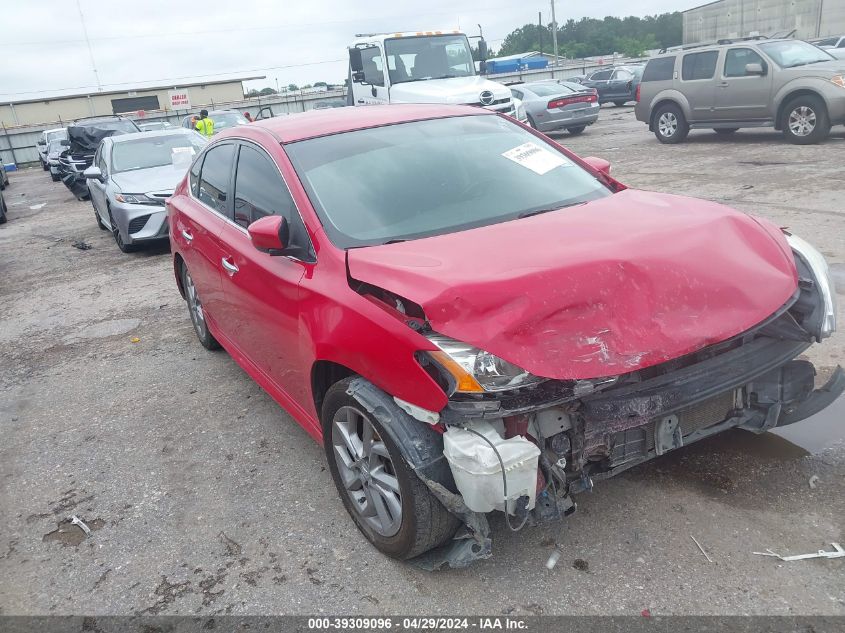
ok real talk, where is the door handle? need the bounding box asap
[221,257,239,274]
[181,229,193,242]
[718,82,729,88]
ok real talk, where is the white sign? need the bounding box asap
[168,90,191,110]
[501,142,570,175]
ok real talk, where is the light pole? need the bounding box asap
[76,0,102,91]
[550,0,559,69]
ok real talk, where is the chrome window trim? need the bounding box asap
[188,137,316,262]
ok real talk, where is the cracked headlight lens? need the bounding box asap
[425,334,545,393]
[786,232,837,339]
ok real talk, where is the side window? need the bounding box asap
[233,145,295,229]
[197,144,234,216]
[612,69,633,80]
[682,51,719,80]
[642,56,676,82]
[510,89,524,100]
[724,48,767,77]
[360,46,385,86]
[590,70,612,80]
[189,153,203,197]
[94,145,103,172]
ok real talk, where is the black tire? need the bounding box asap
[714,128,739,135]
[781,95,830,145]
[653,103,689,144]
[51,172,61,182]
[42,160,49,171]
[0,192,7,224]
[108,206,136,253]
[526,114,537,130]
[322,377,460,560]
[180,260,221,350]
[613,100,626,107]
[567,125,587,136]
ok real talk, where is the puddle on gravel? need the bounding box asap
[42,518,105,547]
[62,318,141,344]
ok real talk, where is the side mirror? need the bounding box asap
[248,215,289,254]
[582,156,612,175]
[349,47,364,73]
[745,62,765,76]
[83,166,104,181]
[478,39,489,61]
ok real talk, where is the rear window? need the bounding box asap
[525,83,573,97]
[642,56,676,81]
[682,51,719,80]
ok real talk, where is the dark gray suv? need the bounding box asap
[635,38,845,144]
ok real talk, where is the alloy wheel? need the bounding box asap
[184,268,207,339]
[788,106,816,137]
[331,405,402,537]
[658,112,678,138]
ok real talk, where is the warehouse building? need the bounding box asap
[0,76,263,127]
[683,0,845,44]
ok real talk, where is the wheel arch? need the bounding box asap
[311,360,356,423]
[774,88,827,130]
[649,96,688,130]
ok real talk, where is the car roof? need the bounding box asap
[654,37,794,57]
[240,104,489,143]
[110,129,204,143]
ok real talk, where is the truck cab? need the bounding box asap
[347,31,516,116]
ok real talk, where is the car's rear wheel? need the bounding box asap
[180,260,221,350]
[567,125,587,135]
[108,206,136,253]
[323,377,459,560]
[782,95,830,145]
[714,128,739,135]
[653,103,689,144]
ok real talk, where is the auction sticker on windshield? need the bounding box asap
[502,142,571,175]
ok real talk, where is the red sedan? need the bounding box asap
[168,104,841,568]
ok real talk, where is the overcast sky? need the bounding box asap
[1,0,701,100]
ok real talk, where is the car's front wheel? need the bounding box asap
[108,206,136,253]
[181,260,221,350]
[782,96,830,145]
[323,377,459,560]
[41,160,49,171]
[0,193,7,224]
[653,103,689,144]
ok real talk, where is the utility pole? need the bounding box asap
[538,12,543,55]
[550,0,559,69]
[76,0,102,92]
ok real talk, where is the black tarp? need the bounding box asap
[67,125,122,154]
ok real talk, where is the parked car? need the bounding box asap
[0,186,7,224]
[84,129,207,253]
[169,104,841,567]
[577,65,643,105]
[510,81,599,134]
[46,139,65,181]
[58,116,141,199]
[0,162,8,189]
[808,35,845,49]
[180,110,248,135]
[36,127,67,171]
[138,121,176,132]
[635,38,845,144]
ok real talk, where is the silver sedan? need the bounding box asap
[84,129,207,253]
[510,81,600,135]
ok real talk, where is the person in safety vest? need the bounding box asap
[195,110,214,137]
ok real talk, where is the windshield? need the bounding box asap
[111,133,207,173]
[47,140,64,154]
[46,129,67,143]
[385,35,476,84]
[759,40,833,67]
[286,115,611,248]
[210,112,248,130]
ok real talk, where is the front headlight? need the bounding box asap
[786,232,837,339]
[426,334,545,393]
[115,193,152,204]
[830,75,845,89]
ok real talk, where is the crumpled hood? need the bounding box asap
[111,164,187,194]
[347,189,799,380]
[390,76,512,105]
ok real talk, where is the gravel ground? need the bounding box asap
[1,108,843,616]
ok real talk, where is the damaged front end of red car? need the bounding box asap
[343,196,842,571]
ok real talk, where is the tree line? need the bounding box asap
[496,13,682,59]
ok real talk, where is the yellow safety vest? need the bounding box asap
[195,117,214,137]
